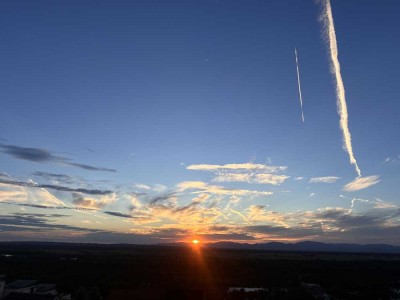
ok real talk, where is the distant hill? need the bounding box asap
[206,241,400,253]
[0,240,399,254]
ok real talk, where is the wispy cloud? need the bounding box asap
[67,162,115,172]
[128,192,227,226]
[0,164,395,244]
[309,176,341,183]
[149,192,177,206]
[103,211,132,218]
[229,208,250,223]
[135,184,151,190]
[0,213,102,234]
[246,205,287,226]
[212,173,289,185]
[134,183,167,193]
[33,172,76,185]
[345,196,394,211]
[382,156,400,165]
[350,197,369,209]
[212,173,251,183]
[152,184,168,193]
[2,193,400,244]
[176,181,273,197]
[2,202,97,212]
[187,162,288,185]
[383,157,391,164]
[374,198,398,209]
[0,144,116,172]
[187,163,287,173]
[242,204,400,243]
[72,193,116,209]
[320,0,362,177]
[0,178,113,195]
[343,175,380,192]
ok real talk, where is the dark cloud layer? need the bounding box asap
[245,225,322,239]
[0,213,100,233]
[72,232,159,244]
[0,213,158,244]
[1,201,133,219]
[311,208,390,228]
[0,209,399,245]
[0,144,116,172]
[245,207,400,244]
[33,172,76,184]
[72,193,109,209]
[1,202,97,211]
[68,162,116,172]
[104,211,133,218]
[1,145,55,162]
[0,178,113,195]
[149,193,176,205]
[201,233,256,241]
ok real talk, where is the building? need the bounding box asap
[0,275,6,299]
[3,281,37,298]
[1,280,70,300]
[3,293,58,300]
[33,285,57,296]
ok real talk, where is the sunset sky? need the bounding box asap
[1,0,399,245]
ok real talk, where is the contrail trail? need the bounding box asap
[229,208,251,224]
[294,48,305,122]
[321,0,362,177]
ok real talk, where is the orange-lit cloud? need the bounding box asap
[72,193,117,209]
[343,176,380,191]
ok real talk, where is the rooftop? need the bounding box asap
[4,293,57,300]
[6,280,37,289]
[35,284,57,294]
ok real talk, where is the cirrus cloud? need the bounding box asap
[187,162,289,186]
[343,176,380,192]
[212,173,289,185]
[176,181,273,197]
[309,176,341,183]
[187,163,287,173]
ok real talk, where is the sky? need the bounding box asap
[0,0,399,245]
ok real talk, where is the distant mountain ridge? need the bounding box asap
[206,241,400,253]
[0,241,399,254]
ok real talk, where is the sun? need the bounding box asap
[192,239,200,245]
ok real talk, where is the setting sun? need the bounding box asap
[192,239,200,245]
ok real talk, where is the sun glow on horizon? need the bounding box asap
[192,239,200,244]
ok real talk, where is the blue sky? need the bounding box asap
[0,0,399,245]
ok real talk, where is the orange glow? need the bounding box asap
[192,239,200,244]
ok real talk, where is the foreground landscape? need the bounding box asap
[1,242,400,299]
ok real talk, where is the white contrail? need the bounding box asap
[321,0,361,177]
[294,48,305,122]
